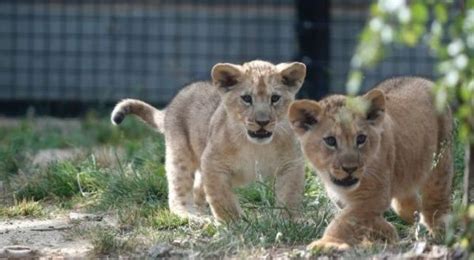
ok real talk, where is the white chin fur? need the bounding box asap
[247,134,273,144]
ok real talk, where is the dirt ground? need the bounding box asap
[0,217,90,257]
[0,213,116,258]
[0,216,458,259]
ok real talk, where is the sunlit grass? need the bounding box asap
[0,114,468,258]
[0,198,45,218]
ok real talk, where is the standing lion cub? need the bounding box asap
[111,60,306,222]
[288,77,453,250]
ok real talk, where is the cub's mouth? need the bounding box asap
[247,129,273,139]
[330,175,359,187]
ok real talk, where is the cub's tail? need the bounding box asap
[111,99,165,133]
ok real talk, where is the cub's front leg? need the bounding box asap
[275,160,305,219]
[201,159,242,222]
[308,207,398,251]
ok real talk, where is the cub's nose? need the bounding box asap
[256,120,270,127]
[342,166,358,175]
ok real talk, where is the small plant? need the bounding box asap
[14,159,105,201]
[446,204,474,255]
[90,227,138,256]
[96,161,167,210]
[149,209,189,230]
[0,198,44,218]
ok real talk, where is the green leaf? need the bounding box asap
[458,123,470,141]
[434,4,448,23]
[400,28,419,46]
[459,84,473,102]
[457,104,471,118]
[434,87,448,112]
[411,3,429,24]
[360,27,374,42]
[347,70,363,95]
[467,0,474,9]
[413,23,426,37]
[369,3,383,16]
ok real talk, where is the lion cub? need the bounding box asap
[288,77,453,250]
[111,60,306,222]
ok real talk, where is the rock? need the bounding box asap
[69,212,103,222]
[450,246,467,259]
[412,241,427,255]
[427,245,449,258]
[147,244,172,258]
[0,246,36,258]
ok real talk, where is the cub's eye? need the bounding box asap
[356,134,367,145]
[241,95,252,104]
[271,94,281,104]
[323,136,337,148]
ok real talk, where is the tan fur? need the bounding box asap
[111,60,306,222]
[288,77,453,250]
[111,99,165,132]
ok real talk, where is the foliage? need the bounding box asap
[350,0,473,253]
[446,204,474,254]
[348,0,474,141]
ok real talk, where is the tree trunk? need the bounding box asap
[463,143,474,205]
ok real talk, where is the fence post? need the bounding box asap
[464,144,474,205]
[295,0,330,99]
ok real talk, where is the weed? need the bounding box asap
[96,161,167,210]
[147,210,186,230]
[14,159,104,201]
[90,226,139,255]
[0,198,44,218]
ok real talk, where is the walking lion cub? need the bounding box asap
[288,77,453,250]
[112,60,306,222]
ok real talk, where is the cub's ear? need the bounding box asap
[276,62,306,90]
[211,63,243,91]
[363,89,385,124]
[288,100,321,136]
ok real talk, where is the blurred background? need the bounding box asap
[0,0,435,116]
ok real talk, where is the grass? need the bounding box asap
[0,198,45,218]
[89,226,141,256]
[0,112,155,181]
[0,113,469,258]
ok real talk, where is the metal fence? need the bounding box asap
[0,0,436,113]
[329,0,435,93]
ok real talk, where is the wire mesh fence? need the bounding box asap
[0,0,436,113]
[329,0,435,93]
[0,0,296,105]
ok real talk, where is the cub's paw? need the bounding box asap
[307,239,350,252]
